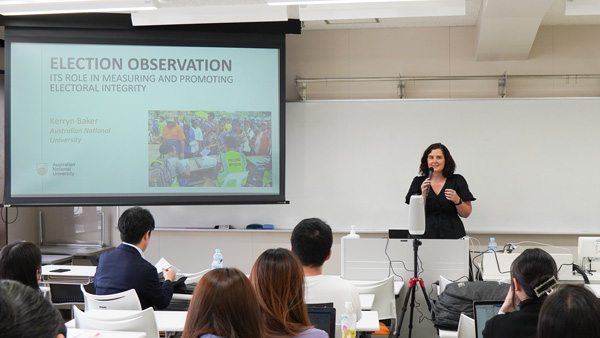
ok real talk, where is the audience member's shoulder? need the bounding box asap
[297,327,329,338]
[199,334,224,338]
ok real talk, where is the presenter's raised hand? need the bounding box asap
[444,188,460,204]
[421,178,430,195]
[163,268,176,282]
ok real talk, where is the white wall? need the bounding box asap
[286,26,600,100]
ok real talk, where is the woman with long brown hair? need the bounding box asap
[182,268,264,338]
[250,248,327,338]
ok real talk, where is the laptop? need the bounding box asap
[307,307,336,338]
[473,300,503,338]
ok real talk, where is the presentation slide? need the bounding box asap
[8,42,281,203]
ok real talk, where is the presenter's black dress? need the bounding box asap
[405,174,475,239]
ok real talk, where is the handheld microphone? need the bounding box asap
[425,167,433,197]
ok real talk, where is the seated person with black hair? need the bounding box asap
[537,284,600,338]
[94,207,175,309]
[0,279,67,338]
[0,240,42,290]
[151,142,191,187]
[482,248,557,338]
[291,218,361,338]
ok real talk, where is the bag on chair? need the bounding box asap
[432,280,510,331]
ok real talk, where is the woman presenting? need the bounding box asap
[405,143,475,239]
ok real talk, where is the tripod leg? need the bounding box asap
[394,282,414,338]
[408,282,417,338]
[417,278,432,312]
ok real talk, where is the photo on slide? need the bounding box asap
[148,110,272,188]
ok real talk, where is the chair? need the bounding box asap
[73,306,159,338]
[80,285,142,311]
[221,171,249,187]
[353,276,396,337]
[438,275,452,295]
[457,313,475,338]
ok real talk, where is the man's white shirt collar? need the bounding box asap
[123,242,144,259]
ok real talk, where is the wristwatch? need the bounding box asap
[455,198,463,206]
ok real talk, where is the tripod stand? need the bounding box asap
[395,237,432,338]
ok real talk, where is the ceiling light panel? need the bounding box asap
[0,0,159,15]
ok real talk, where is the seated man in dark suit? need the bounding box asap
[94,206,175,309]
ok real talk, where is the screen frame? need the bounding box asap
[4,26,286,206]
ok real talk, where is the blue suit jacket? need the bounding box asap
[94,243,173,309]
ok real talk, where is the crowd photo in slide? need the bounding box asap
[148,110,272,188]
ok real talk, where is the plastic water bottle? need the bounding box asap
[344,225,360,239]
[487,238,498,252]
[211,249,223,269]
[341,301,356,338]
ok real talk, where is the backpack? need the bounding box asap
[148,158,176,187]
[432,280,510,331]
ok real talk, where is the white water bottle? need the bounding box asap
[211,249,223,269]
[344,225,360,239]
[487,238,498,252]
[341,301,356,338]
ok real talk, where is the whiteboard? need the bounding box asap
[146,98,600,234]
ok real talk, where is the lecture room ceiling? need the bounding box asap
[1,0,600,60]
[136,0,600,60]
[138,0,600,30]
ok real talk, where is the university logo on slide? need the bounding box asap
[36,163,48,176]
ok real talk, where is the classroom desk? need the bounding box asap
[42,265,97,284]
[42,254,73,265]
[67,310,378,333]
[40,245,113,257]
[172,291,378,312]
[67,328,147,338]
[357,311,381,332]
[481,252,577,282]
[483,271,600,284]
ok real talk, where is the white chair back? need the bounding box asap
[80,285,142,311]
[438,275,452,295]
[457,313,475,338]
[353,276,396,320]
[221,171,249,187]
[74,307,158,338]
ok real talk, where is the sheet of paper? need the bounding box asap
[155,257,181,273]
[200,147,210,157]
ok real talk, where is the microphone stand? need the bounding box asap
[394,236,432,338]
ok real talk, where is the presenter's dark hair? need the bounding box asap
[0,240,42,290]
[419,143,456,177]
[537,284,600,338]
[291,218,333,268]
[0,280,67,338]
[509,248,557,307]
[250,248,312,338]
[182,268,263,338]
[118,207,155,244]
